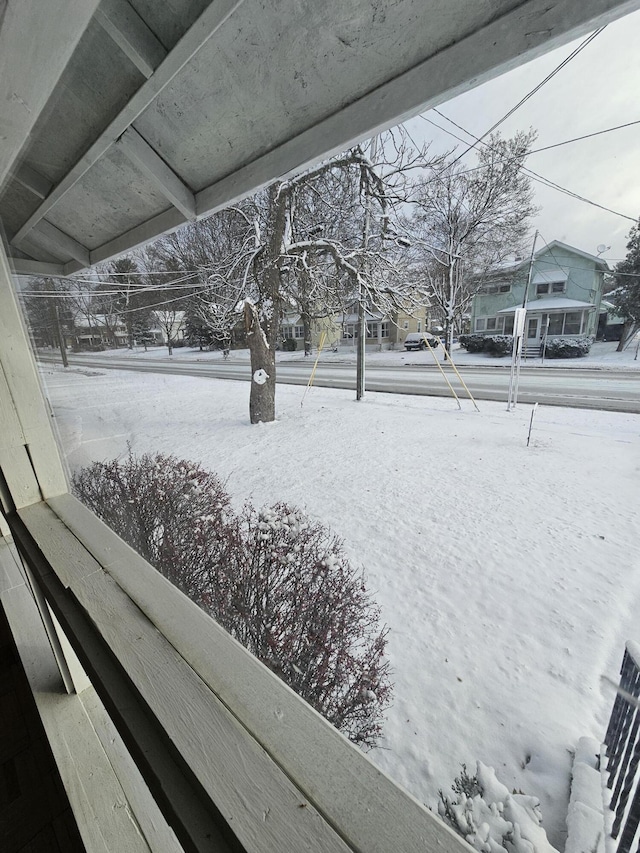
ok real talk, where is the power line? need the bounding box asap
[427,112,640,163]
[420,110,637,223]
[445,27,606,169]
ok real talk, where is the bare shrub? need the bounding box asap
[72,452,233,601]
[72,454,392,747]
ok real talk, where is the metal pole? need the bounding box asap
[356,135,378,401]
[507,231,537,410]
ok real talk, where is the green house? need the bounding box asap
[470,242,609,354]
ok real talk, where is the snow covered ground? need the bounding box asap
[39,363,639,846]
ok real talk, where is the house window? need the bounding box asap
[547,314,563,335]
[499,285,511,293]
[342,324,356,339]
[563,312,582,335]
[294,325,304,339]
[486,317,497,330]
[475,318,486,331]
[503,315,514,335]
[282,326,293,339]
[402,320,409,330]
[380,322,389,338]
[366,322,377,338]
[536,280,565,296]
[417,320,422,332]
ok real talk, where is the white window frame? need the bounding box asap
[475,317,486,331]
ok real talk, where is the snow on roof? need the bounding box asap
[497,297,596,314]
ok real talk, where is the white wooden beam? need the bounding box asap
[9,257,65,277]
[117,128,196,220]
[14,163,53,199]
[0,0,100,189]
[0,240,67,506]
[30,220,91,267]
[10,0,245,249]
[95,0,167,80]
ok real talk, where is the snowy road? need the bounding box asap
[39,354,640,413]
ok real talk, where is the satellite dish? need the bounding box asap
[597,244,607,254]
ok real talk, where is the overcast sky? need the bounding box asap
[403,6,640,268]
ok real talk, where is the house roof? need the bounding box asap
[497,297,596,314]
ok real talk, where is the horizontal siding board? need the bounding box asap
[46,493,470,853]
[17,501,354,853]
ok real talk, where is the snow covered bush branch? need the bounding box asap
[438,762,559,853]
[72,453,393,747]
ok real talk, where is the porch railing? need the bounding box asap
[604,641,640,852]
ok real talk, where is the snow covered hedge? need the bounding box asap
[543,336,592,358]
[459,334,513,356]
[438,762,559,853]
[72,452,393,747]
[459,334,487,353]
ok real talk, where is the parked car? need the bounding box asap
[403,332,440,351]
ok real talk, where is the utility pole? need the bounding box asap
[52,302,68,368]
[507,230,537,410]
[356,135,378,401]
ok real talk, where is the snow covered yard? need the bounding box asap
[41,364,639,846]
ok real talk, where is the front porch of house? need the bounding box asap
[497,298,597,356]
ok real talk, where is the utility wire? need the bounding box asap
[420,110,637,223]
[426,112,640,164]
[444,27,606,169]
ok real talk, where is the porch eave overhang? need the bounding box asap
[497,298,596,314]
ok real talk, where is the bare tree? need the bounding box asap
[407,130,538,351]
[239,139,439,423]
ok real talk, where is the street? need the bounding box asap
[39,353,640,413]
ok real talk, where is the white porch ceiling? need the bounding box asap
[1,0,639,276]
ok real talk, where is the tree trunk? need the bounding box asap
[301,307,312,356]
[245,302,276,423]
[617,320,638,351]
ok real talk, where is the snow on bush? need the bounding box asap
[72,452,392,747]
[438,762,559,853]
[543,336,592,358]
[458,334,513,356]
[459,334,487,353]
